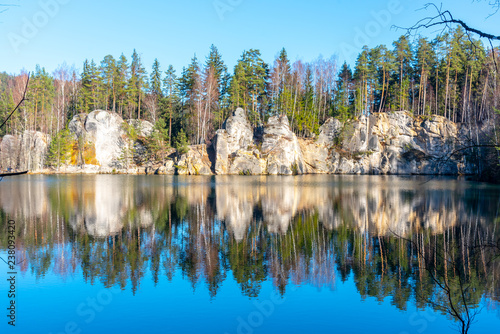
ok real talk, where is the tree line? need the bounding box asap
[1,27,499,148]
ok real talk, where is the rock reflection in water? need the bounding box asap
[0,175,498,313]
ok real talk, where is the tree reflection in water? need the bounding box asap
[0,175,499,331]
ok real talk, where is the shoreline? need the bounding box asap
[22,167,473,177]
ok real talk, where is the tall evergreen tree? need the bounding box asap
[100,55,117,111]
[229,49,268,126]
[116,54,130,116]
[393,35,413,111]
[333,62,354,121]
[129,49,147,119]
[163,65,179,146]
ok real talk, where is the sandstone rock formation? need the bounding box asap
[213,107,255,174]
[261,115,307,175]
[319,111,473,175]
[0,131,49,172]
[67,110,156,171]
[176,145,212,175]
[0,108,494,176]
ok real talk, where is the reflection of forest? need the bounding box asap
[0,175,499,316]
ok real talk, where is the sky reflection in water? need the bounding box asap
[1,175,499,333]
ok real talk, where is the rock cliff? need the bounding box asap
[0,108,495,176]
[0,131,49,171]
[210,109,491,175]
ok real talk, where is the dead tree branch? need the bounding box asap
[399,3,500,41]
[0,72,30,130]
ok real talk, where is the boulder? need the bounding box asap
[176,145,212,175]
[228,149,266,175]
[299,139,331,173]
[156,160,175,175]
[213,129,230,174]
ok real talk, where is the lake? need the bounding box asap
[1,175,499,333]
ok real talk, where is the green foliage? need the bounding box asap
[119,143,135,169]
[122,122,139,141]
[174,128,189,155]
[229,49,269,126]
[333,62,354,122]
[146,118,170,161]
[46,129,73,168]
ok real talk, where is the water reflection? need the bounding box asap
[0,175,499,321]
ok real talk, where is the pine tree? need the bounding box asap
[163,65,179,146]
[129,49,147,119]
[333,62,354,121]
[147,58,162,122]
[393,36,413,111]
[414,37,436,115]
[150,59,162,97]
[100,55,117,112]
[206,45,229,127]
[175,128,189,155]
[116,54,130,116]
[229,49,268,126]
[354,47,369,116]
[179,55,202,143]
[46,128,72,169]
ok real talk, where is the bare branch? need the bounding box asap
[0,72,30,130]
[396,3,500,41]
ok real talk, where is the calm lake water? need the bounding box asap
[1,175,499,333]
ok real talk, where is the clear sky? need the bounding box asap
[0,0,498,75]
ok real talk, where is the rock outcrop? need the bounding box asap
[213,108,255,174]
[67,110,157,171]
[0,131,49,172]
[0,108,495,176]
[176,145,212,175]
[261,115,306,175]
[208,109,493,176]
[315,111,473,175]
[81,110,128,168]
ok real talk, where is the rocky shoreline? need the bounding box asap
[0,108,495,176]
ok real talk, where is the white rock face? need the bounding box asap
[0,131,48,171]
[66,110,156,170]
[213,108,254,174]
[127,119,154,137]
[83,110,127,168]
[225,108,254,153]
[261,115,306,175]
[209,109,491,176]
[306,111,480,175]
[317,118,342,146]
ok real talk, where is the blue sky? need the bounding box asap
[0,0,498,75]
